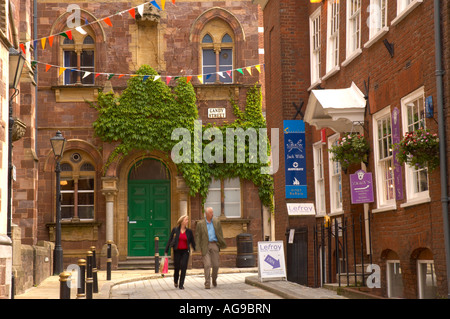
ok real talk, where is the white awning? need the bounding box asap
[304,82,367,133]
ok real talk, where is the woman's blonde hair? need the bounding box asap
[177,214,188,227]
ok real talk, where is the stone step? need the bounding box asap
[118,256,174,270]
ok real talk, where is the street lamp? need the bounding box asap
[8,46,25,299]
[50,131,66,275]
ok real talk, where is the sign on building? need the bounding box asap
[350,169,374,204]
[257,241,287,282]
[286,203,315,216]
[283,120,307,198]
[208,108,226,118]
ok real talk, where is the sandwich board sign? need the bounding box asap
[257,241,287,282]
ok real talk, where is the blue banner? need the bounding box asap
[283,120,307,198]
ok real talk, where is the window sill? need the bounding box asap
[322,65,340,81]
[329,210,344,217]
[342,49,362,67]
[372,204,397,214]
[364,27,390,49]
[52,85,101,103]
[400,196,431,208]
[308,79,322,92]
[391,0,423,26]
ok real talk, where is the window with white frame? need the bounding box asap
[387,260,404,298]
[313,142,326,216]
[310,8,321,84]
[328,134,343,213]
[326,0,340,73]
[373,107,395,209]
[205,177,241,218]
[417,260,437,299]
[346,0,361,56]
[368,0,387,38]
[401,87,429,202]
[393,0,423,25]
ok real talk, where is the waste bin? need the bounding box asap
[236,233,255,267]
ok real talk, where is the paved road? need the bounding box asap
[110,272,281,299]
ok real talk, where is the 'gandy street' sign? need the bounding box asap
[257,241,287,282]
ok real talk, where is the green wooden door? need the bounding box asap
[128,180,170,256]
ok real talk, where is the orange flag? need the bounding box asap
[45,64,51,72]
[172,0,175,3]
[104,17,112,27]
[129,8,136,19]
[20,43,26,54]
[186,76,192,83]
[48,36,54,47]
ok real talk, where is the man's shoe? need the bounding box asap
[212,278,217,287]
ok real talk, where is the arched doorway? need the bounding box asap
[127,158,171,256]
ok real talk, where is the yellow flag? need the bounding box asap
[255,65,261,73]
[58,67,66,77]
[197,75,203,84]
[246,67,252,75]
[41,38,46,50]
[161,0,165,10]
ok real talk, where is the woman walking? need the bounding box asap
[165,215,196,289]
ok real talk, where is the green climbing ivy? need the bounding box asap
[90,65,274,211]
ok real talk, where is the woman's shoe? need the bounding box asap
[179,286,184,290]
[174,283,178,288]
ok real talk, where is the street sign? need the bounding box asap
[257,241,287,282]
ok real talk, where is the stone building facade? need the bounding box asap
[256,0,450,298]
[32,0,266,272]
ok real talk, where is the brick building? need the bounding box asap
[27,0,266,275]
[256,0,450,298]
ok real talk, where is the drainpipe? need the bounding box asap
[434,0,450,299]
[34,0,38,152]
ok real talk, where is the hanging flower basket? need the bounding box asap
[394,128,439,173]
[328,133,369,172]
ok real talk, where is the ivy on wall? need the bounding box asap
[90,65,274,211]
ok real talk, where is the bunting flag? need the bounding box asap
[20,43,26,54]
[129,8,136,19]
[75,26,87,35]
[103,17,113,27]
[58,67,66,77]
[19,1,178,50]
[31,59,263,84]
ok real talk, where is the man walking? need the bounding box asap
[195,207,227,289]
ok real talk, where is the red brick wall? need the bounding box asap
[262,0,449,297]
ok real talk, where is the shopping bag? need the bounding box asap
[160,256,168,274]
[162,257,169,274]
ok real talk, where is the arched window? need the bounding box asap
[61,31,95,85]
[200,18,234,84]
[60,151,96,221]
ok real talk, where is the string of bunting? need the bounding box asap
[31,59,264,84]
[19,0,175,54]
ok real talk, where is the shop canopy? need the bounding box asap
[304,82,367,133]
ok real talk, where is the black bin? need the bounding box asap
[236,233,255,267]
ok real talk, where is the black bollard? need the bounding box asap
[59,271,71,299]
[155,237,160,273]
[107,240,113,281]
[86,251,93,299]
[91,246,98,293]
[77,259,86,299]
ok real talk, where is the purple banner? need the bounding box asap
[391,107,404,201]
[350,170,374,204]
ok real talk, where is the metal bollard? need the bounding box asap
[107,240,113,281]
[86,251,93,299]
[155,237,160,273]
[91,246,98,293]
[59,271,71,299]
[77,259,86,299]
